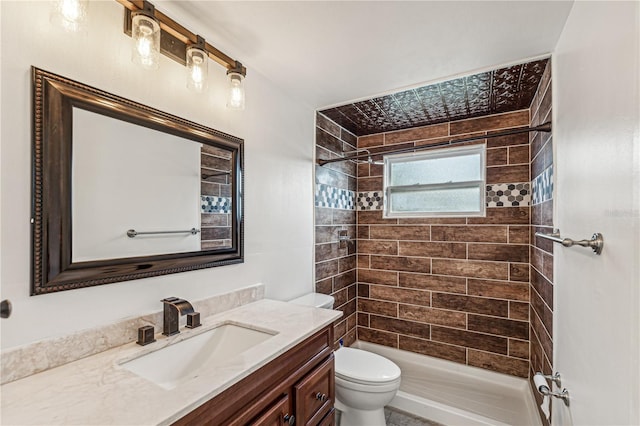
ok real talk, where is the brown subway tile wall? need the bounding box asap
[468,350,529,377]
[315,112,358,347]
[400,273,467,293]
[529,58,554,395]
[529,60,553,426]
[385,123,449,145]
[399,335,467,363]
[449,110,529,135]
[399,304,467,328]
[355,109,533,378]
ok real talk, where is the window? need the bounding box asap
[383,144,486,218]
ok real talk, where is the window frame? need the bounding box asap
[382,143,487,218]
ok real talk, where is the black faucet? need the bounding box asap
[161,297,200,336]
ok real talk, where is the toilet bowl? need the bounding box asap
[334,347,401,425]
[289,293,402,426]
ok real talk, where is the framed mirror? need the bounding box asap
[31,67,244,295]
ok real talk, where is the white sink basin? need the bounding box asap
[120,323,276,390]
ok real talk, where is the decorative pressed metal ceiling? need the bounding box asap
[319,58,549,136]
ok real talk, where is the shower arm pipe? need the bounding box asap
[317,121,551,166]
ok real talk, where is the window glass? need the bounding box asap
[389,186,482,213]
[383,144,486,218]
[389,152,482,186]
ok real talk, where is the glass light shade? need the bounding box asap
[52,0,88,32]
[186,46,208,93]
[226,72,245,110]
[131,13,160,70]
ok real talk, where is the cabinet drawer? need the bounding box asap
[294,354,334,426]
[318,408,335,426]
[248,394,293,426]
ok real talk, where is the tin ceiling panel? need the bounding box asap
[319,58,548,136]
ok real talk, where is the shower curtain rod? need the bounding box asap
[317,121,552,166]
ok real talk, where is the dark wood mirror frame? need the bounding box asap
[31,67,244,295]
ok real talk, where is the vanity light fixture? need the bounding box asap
[116,0,248,108]
[131,1,160,70]
[53,0,88,32]
[227,62,246,110]
[186,36,208,93]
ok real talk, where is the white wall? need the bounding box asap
[0,1,315,350]
[553,1,640,425]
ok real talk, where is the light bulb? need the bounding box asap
[226,72,245,110]
[191,66,203,84]
[186,46,208,93]
[61,0,81,21]
[131,13,160,70]
[137,33,152,57]
[52,0,88,32]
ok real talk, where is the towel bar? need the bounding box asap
[535,230,603,255]
[127,228,200,238]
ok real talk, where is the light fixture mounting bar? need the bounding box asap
[116,0,247,76]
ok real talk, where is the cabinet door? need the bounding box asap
[294,355,335,426]
[249,394,293,426]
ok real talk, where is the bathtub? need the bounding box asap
[353,341,542,426]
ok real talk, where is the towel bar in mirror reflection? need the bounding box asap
[126,228,201,238]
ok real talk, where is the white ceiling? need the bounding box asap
[157,1,573,109]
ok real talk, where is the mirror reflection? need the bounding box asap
[199,144,233,250]
[72,109,233,262]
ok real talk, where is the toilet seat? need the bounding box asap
[335,347,401,386]
[335,374,401,393]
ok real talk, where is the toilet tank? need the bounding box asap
[289,293,334,309]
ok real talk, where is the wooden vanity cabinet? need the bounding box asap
[174,325,335,426]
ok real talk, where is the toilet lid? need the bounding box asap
[334,347,401,385]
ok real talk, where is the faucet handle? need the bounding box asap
[161,297,180,303]
[186,312,201,328]
[136,325,156,346]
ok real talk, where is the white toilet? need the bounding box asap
[290,293,402,426]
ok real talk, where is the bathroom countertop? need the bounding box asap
[0,299,342,425]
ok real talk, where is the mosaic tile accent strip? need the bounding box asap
[357,191,383,211]
[532,166,553,205]
[201,195,231,214]
[315,183,355,209]
[487,183,531,207]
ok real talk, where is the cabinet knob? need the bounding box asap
[283,413,295,425]
[315,392,328,402]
